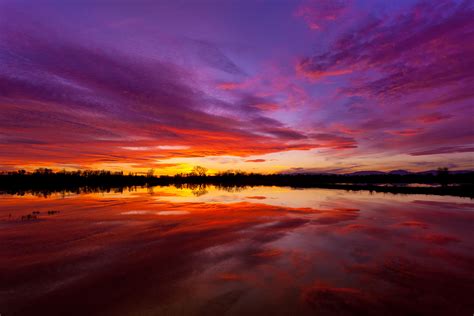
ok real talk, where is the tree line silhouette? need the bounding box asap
[0,166,472,197]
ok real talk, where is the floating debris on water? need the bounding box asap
[21,214,38,221]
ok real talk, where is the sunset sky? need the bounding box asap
[0,0,473,175]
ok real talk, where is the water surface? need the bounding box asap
[1,186,473,315]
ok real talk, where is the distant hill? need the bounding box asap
[344,169,473,176]
[283,169,474,176]
[388,170,411,175]
[279,167,474,176]
[346,171,386,176]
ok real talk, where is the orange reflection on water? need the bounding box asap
[0,186,473,315]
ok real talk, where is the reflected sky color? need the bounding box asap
[1,186,473,315]
[1,0,473,174]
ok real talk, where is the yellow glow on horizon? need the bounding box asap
[7,150,472,175]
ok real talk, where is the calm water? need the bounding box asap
[1,186,473,315]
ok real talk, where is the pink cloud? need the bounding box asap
[295,0,349,31]
[245,159,266,163]
[410,146,474,156]
[387,128,424,137]
[416,113,452,124]
[296,0,474,165]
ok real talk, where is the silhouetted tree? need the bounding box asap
[147,169,155,178]
[190,166,208,177]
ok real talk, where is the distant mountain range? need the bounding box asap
[281,168,474,176]
[284,169,474,176]
[343,169,473,176]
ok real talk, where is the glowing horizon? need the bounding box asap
[1,0,473,175]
